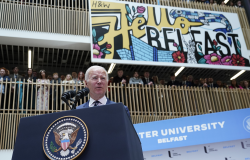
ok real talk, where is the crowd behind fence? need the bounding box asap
[1,79,250,115]
[0,79,250,149]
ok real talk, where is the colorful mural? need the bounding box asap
[90,0,250,69]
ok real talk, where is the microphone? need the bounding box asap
[61,90,76,102]
[75,88,89,102]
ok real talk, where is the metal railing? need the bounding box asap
[1,80,250,149]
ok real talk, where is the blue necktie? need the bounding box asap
[93,101,100,106]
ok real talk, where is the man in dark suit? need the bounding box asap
[167,73,180,86]
[9,67,23,81]
[9,67,23,109]
[208,77,218,88]
[142,71,154,86]
[76,66,130,118]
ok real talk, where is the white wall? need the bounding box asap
[0,29,91,50]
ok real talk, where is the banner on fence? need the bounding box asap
[133,108,250,151]
[90,0,250,70]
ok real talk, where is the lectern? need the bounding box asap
[12,103,143,160]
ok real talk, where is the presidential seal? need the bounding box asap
[43,116,89,160]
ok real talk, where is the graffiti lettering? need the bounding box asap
[216,33,231,55]
[90,0,249,67]
[92,1,110,8]
[91,1,202,59]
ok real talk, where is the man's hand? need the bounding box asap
[148,81,153,85]
[121,79,126,84]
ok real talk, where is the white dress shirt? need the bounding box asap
[89,95,107,107]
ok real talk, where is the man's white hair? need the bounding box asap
[85,65,109,82]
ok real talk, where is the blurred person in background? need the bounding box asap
[216,80,224,88]
[50,73,61,110]
[32,70,37,78]
[77,71,85,84]
[9,67,23,110]
[142,71,154,86]
[186,75,194,87]
[243,80,250,89]
[0,67,10,110]
[199,78,208,88]
[229,79,243,89]
[129,71,143,85]
[181,75,187,86]
[160,79,165,85]
[72,71,78,83]
[47,75,53,81]
[36,70,50,110]
[23,68,37,110]
[167,73,180,87]
[113,68,127,85]
[152,76,160,85]
[60,75,65,81]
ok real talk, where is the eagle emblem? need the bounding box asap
[53,123,81,156]
[43,116,89,160]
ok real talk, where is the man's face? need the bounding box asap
[194,79,199,85]
[217,80,222,86]
[160,80,165,85]
[182,75,186,81]
[86,68,108,100]
[0,69,5,77]
[170,76,175,81]
[33,71,37,77]
[72,72,77,78]
[13,67,19,74]
[237,1,241,6]
[117,70,123,78]
[200,79,204,84]
[144,72,149,78]
[188,76,193,82]
[134,72,139,78]
[53,74,58,80]
[209,78,213,83]
[61,75,65,81]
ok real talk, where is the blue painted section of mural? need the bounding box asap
[158,50,174,62]
[117,35,174,62]
[131,35,154,61]
[116,49,132,60]
[130,46,135,60]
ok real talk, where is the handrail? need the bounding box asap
[0,80,250,149]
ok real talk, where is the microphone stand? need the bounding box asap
[61,97,77,110]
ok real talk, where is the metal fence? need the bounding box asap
[0,0,250,49]
[0,80,250,149]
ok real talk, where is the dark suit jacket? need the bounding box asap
[9,74,23,81]
[167,80,180,86]
[76,98,131,118]
[142,78,154,85]
[209,83,218,88]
